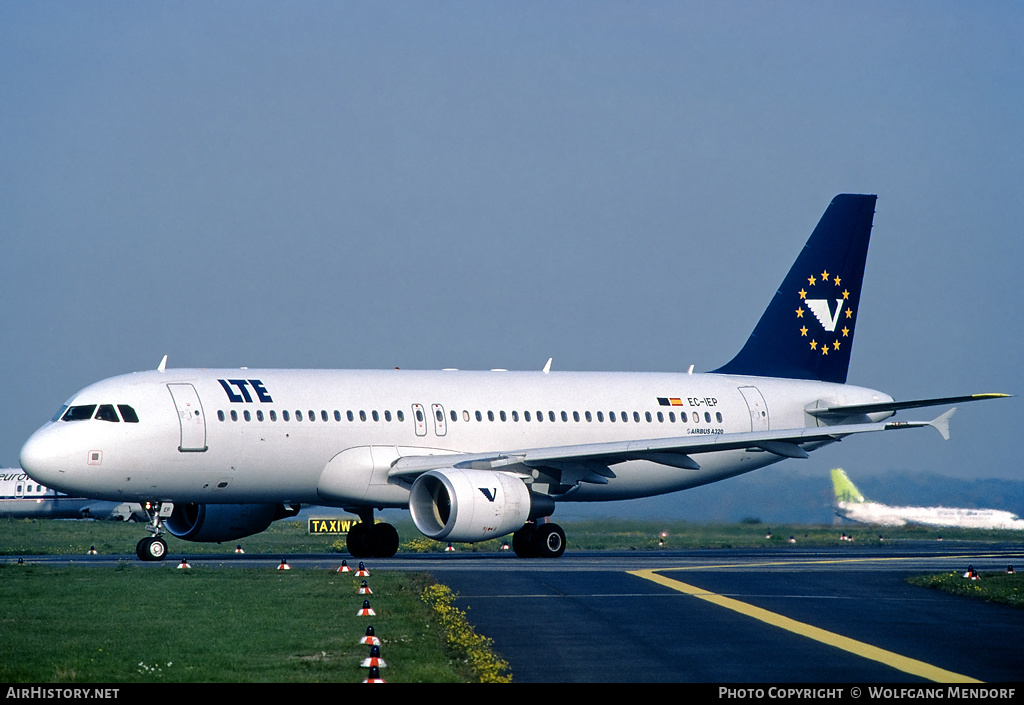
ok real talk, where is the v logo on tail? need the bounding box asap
[714,193,875,384]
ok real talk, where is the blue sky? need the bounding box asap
[2,3,1021,492]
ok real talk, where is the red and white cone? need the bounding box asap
[362,665,386,683]
[357,599,376,616]
[177,559,191,569]
[355,561,370,577]
[358,580,372,595]
[337,560,351,573]
[235,545,245,554]
[360,626,380,646]
[277,559,291,570]
[361,645,387,669]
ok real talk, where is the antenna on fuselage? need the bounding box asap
[542,358,552,374]
[157,355,168,373]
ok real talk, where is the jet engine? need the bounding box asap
[165,503,298,543]
[409,468,553,543]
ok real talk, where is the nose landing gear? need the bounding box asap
[136,501,170,561]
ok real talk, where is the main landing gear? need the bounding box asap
[346,509,400,558]
[512,520,566,558]
[136,501,169,561]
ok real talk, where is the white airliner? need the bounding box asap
[831,469,1024,530]
[0,468,143,521]
[19,195,1009,560]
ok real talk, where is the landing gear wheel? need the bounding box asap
[346,522,372,558]
[136,536,168,562]
[369,523,400,558]
[534,523,566,558]
[347,522,400,558]
[512,524,538,558]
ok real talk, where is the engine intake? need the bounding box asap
[409,468,552,542]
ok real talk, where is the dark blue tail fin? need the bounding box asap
[712,194,876,384]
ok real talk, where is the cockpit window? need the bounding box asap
[59,403,140,423]
[95,404,120,422]
[51,405,69,422]
[62,405,96,422]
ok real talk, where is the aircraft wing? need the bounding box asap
[388,410,956,484]
[806,393,1009,420]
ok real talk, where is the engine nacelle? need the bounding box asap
[409,468,551,542]
[165,503,297,543]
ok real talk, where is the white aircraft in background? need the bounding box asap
[831,469,1024,530]
[20,195,1009,560]
[0,468,144,521]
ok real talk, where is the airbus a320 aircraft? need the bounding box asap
[20,195,1008,560]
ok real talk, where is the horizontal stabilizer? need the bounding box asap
[807,393,1010,420]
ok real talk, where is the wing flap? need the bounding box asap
[388,413,952,482]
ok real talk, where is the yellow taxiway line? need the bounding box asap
[628,567,981,683]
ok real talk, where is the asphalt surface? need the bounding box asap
[10,543,1023,683]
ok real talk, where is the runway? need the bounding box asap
[12,542,1023,683]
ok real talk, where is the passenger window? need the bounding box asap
[475,410,482,422]
[500,410,507,422]
[488,411,494,421]
[463,410,471,422]
[309,410,316,422]
[95,405,119,422]
[524,411,532,421]
[321,410,329,422]
[560,411,568,422]
[585,411,592,422]
[692,412,699,423]
[347,410,354,421]
[397,410,405,422]
[373,410,380,422]
[386,410,393,422]
[257,410,264,421]
[283,410,291,421]
[117,405,140,423]
[270,410,277,421]
[597,411,604,422]
[573,411,580,422]
[244,410,251,422]
[334,410,341,422]
[716,412,723,423]
[360,410,367,422]
[218,410,225,422]
[548,411,556,422]
[704,412,711,423]
[295,410,302,422]
[512,410,519,422]
[230,410,238,421]
[450,410,456,422]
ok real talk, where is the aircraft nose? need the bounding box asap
[20,426,69,487]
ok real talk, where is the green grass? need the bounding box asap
[0,564,502,683]
[906,570,1024,609]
